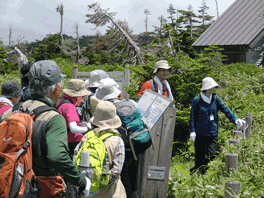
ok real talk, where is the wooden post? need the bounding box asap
[229,140,241,163]
[245,114,252,139]
[73,65,78,79]
[124,67,130,88]
[229,139,240,147]
[224,181,240,198]
[225,153,238,177]
[137,107,177,198]
[123,67,130,99]
[232,131,244,139]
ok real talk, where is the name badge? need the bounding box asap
[210,114,214,121]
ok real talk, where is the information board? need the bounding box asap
[137,90,174,130]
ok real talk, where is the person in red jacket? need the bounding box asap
[135,60,174,102]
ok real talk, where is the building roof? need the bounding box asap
[192,0,264,47]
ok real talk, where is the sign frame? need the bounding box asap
[137,90,174,130]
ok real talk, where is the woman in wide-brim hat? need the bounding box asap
[79,100,126,198]
[56,79,93,159]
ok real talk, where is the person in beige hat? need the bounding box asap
[135,60,174,102]
[189,77,246,175]
[78,100,126,198]
[95,78,152,198]
[56,79,93,160]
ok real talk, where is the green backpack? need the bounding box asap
[75,130,117,193]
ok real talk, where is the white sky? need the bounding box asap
[0,0,235,45]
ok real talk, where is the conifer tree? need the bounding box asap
[198,0,214,33]
[177,5,200,57]
[167,4,176,29]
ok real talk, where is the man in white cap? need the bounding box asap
[135,60,174,102]
[189,77,245,175]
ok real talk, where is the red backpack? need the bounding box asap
[0,103,59,198]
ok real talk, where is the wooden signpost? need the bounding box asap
[135,90,176,198]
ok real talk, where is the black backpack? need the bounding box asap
[78,94,94,122]
[194,93,218,120]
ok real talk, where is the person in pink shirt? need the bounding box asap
[0,80,22,116]
[56,79,93,159]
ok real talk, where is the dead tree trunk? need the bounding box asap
[56,3,64,42]
[85,3,146,65]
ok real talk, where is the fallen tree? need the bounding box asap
[85,3,147,66]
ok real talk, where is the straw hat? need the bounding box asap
[90,100,122,132]
[153,60,171,74]
[201,77,219,91]
[88,70,110,88]
[95,78,121,100]
[63,79,91,97]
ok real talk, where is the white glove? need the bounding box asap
[235,119,246,130]
[190,132,196,142]
[82,177,91,198]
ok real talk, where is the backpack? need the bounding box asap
[113,99,153,160]
[78,94,94,122]
[74,130,117,194]
[0,102,59,198]
[57,95,94,123]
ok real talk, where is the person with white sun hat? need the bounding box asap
[189,77,245,175]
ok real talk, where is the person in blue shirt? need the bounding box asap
[189,77,245,174]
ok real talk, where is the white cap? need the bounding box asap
[95,78,121,100]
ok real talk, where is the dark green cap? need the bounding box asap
[29,60,66,87]
[1,80,23,98]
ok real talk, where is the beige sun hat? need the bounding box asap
[90,100,122,132]
[63,79,92,97]
[153,60,171,74]
[95,78,121,100]
[201,77,219,91]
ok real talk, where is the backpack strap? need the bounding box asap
[150,79,157,93]
[56,98,74,109]
[195,93,218,118]
[30,106,60,121]
[12,102,23,113]
[81,94,94,110]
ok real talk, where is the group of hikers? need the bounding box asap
[0,58,246,197]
